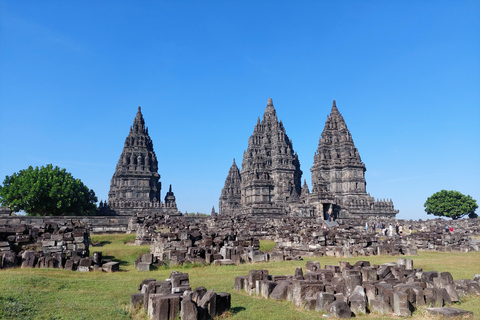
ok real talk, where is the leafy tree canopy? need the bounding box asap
[424,189,478,220]
[0,164,97,216]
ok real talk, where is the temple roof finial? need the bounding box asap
[267,97,273,106]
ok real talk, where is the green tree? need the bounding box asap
[0,164,97,216]
[424,190,478,220]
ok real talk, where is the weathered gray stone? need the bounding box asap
[101,261,119,273]
[198,289,217,319]
[348,285,366,315]
[425,307,473,318]
[180,295,197,320]
[393,290,411,317]
[270,280,290,300]
[316,292,335,312]
[328,300,352,318]
[369,298,393,315]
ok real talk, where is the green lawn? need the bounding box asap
[1,235,479,320]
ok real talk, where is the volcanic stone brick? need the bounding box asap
[148,294,180,320]
[234,276,246,292]
[422,271,440,286]
[361,267,377,282]
[180,296,198,320]
[305,261,321,273]
[433,277,460,302]
[343,269,362,296]
[270,280,290,300]
[198,289,217,318]
[393,290,411,316]
[78,257,92,272]
[137,262,151,271]
[293,281,323,307]
[192,286,207,304]
[92,252,102,266]
[425,307,473,318]
[369,298,394,315]
[102,261,119,273]
[348,285,367,315]
[248,269,268,291]
[144,281,172,310]
[21,251,37,268]
[260,280,277,299]
[294,266,304,280]
[171,272,189,287]
[130,293,144,310]
[216,292,231,315]
[64,259,75,271]
[138,279,156,292]
[328,300,352,318]
[316,292,335,312]
[304,297,316,310]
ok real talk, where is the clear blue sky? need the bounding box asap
[1,1,479,220]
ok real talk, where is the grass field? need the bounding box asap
[1,234,479,320]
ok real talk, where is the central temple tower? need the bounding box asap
[239,98,302,215]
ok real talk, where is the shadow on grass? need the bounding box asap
[230,306,246,315]
[91,241,111,247]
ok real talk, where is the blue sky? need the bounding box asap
[0,1,479,220]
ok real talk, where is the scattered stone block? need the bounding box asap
[102,261,119,273]
[328,300,352,318]
[426,307,473,318]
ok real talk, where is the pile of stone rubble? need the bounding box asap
[0,219,118,271]
[131,271,231,320]
[234,259,480,318]
[130,213,479,269]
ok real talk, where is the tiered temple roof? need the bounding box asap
[218,159,242,216]
[108,107,180,215]
[239,98,302,215]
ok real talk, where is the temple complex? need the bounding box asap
[107,107,180,216]
[219,99,398,220]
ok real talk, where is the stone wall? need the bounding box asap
[0,215,131,234]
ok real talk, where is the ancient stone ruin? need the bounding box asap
[220,99,398,220]
[131,271,231,320]
[235,260,479,318]
[107,107,181,216]
[0,218,118,271]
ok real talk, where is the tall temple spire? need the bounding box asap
[108,107,161,214]
[263,97,278,122]
[311,100,365,197]
[239,98,302,215]
[219,158,242,215]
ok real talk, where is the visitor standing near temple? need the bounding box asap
[395,222,399,235]
[389,224,393,237]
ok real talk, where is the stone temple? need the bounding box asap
[107,107,180,216]
[219,99,398,220]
